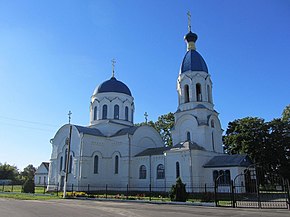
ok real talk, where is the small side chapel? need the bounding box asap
[47,16,252,192]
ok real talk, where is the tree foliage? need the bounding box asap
[23,178,35,193]
[20,164,36,181]
[169,177,187,202]
[223,113,290,180]
[135,112,175,146]
[282,104,290,122]
[0,163,19,182]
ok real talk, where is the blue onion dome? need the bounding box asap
[93,76,132,96]
[180,50,208,73]
[180,31,208,73]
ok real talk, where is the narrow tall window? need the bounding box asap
[157,164,165,179]
[186,131,191,141]
[196,83,202,101]
[225,170,231,184]
[125,106,129,121]
[212,132,215,152]
[114,104,119,119]
[115,155,119,174]
[60,156,63,171]
[94,106,97,120]
[139,165,146,179]
[184,85,189,103]
[176,162,180,178]
[207,85,212,103]
[69,155,72,173]
[211,120,215,128]
[102,105,107,119]
[213,170,218,182]
[94,155,99,174]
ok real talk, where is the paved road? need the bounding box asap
[0,198,289,217]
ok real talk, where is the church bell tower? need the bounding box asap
[171,13,223,153]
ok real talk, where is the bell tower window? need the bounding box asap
[186,131,191,141]
[125,106,129,121]
[102,105,107,119]
[207,85,212,103]
[93,106,97,120]
[114,105,119,119]
[196,83,202,101]
[184,85,189,103]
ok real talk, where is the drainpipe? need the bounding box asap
[78,133,84,191]
[189,148,193,192]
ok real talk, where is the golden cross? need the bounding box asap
[144,112,148,124]
[112,59,116,77]
[187,11,191,32]
[68,110,72,124]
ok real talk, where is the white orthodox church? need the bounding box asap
[47,21,252,192]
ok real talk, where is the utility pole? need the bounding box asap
[63,111,72,198]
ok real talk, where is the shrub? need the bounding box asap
[169,177,187,202]
[23,179,35,193]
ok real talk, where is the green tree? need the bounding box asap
[223,116,290,180]
[169,177,187,202]
[23,178,35,193]
[0,163,20,182]
[282,104,290,122]
[20,164,36,181]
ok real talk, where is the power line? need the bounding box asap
[0,115,59,127]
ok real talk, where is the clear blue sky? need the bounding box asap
[0,0,289,170]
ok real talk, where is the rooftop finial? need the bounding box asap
[68,110,72,124]
[111,58,116,78]
[144,112,148,124]
[187,11,191,32]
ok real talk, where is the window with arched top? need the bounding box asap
[186,131,191,141]
[59,156,63,172]
[196,83,202,101]
[69,155,72,173]
[157,164,165,179]
[184,85,189,103]
[114,104,119,119]
[139,165,146,179]
[102,105,107,119]
[125,106,129,121]
[114,155,119,174]
[94,155,99,174]
[93,106,97,120]
[176,162,180,178]
[207,85,212,103]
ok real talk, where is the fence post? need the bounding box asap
[87,184,90,195]
[105,184,108,199]
[43,184,46,194]
[214,180,218,207]
[2,183,4,192]
[231,180,235,208]
[126,184,129,200]
[204,183,207,193]
[149,184,152,201]
[11,184,14,192]
[286,179,290,210]
[71,184,74,195]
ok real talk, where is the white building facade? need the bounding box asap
[47,25,252,192]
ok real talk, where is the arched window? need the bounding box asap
[102,105,107,119]
[225,170,231,184]
[114,155,119,174]
[64,149,68,172]
[207,85,212,103]
[186,131,191,141]
[94,155,99,174]
[93,106,97,120]
[176,162,180,178]
[219,170,225,184]
[114,104,119,119]
[196,83,202,101]
[213,170,218,182]
[125,106,129,121]
[131,109,134,123]
[59,156,63,172]
[157,164,165,179]
[139,165,146,179]
[212,132,215,152]
[184,85,189,103]
[69,155,72,173]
